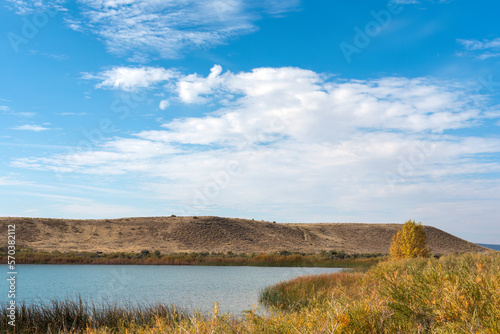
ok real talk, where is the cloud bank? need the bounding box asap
[13,66,500,235]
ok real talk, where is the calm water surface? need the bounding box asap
[1,265,344,314]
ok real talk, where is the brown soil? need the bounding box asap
[0,216,488,254]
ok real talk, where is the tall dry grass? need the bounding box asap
[1,298,189,334]
[0,249,383,268]
[372,252,500,333]
[261,251,500,333]
[259,271,365,310]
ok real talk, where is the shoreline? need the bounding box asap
[0,249,384,268]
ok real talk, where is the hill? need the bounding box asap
[0,216,488,254]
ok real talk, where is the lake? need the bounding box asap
[1,265,344,314]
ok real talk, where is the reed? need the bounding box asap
[1,298,189,334]
[0,249,384,268]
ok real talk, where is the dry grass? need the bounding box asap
[1,298,189,334]
[261,252,500,333]
[259,271,365,310]
[0,216,487,254]
[0,249,384,268]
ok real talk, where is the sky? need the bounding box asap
[0,0,499,243]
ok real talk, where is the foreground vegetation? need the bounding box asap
[2,252,498,333]
[0,247,383,268]
[260,252,500,333]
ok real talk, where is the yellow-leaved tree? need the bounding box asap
[389,220,430,259]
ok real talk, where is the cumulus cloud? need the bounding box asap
[170,66,485,135]
[159,100,170,110]
[177,65,225,103]
[14,66,500,226]
[82,67,177,91]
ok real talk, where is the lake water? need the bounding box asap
[1,265,344,314]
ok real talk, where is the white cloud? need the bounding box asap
[0,176,28,186]
[11,112,37,117]
[5,0,65,15]
[458,38,500,51]
[19,67,499,165]
[7,1,300,61]
[56,112,87,116]
[82,67,177,91]
[64,17,84,31]
[11,66,500,239]
[177,65,224,103]
[11,124,50,132]
[12,138,179,174]
[2,106,37,118]
[457,38,500,60]
[62,0,300,61]
[159,100,170,110]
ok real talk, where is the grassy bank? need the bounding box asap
[0,248,383,268]
[260,251,500,333]
[2,252,498,333]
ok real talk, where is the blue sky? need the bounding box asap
[1,0,499,243]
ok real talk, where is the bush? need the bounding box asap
[390,220,430,260]
[279,250,291,256]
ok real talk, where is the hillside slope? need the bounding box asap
[0,216,487,254]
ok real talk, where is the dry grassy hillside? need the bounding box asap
[0,216,487,254]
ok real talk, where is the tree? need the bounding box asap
[390,220,430,259]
